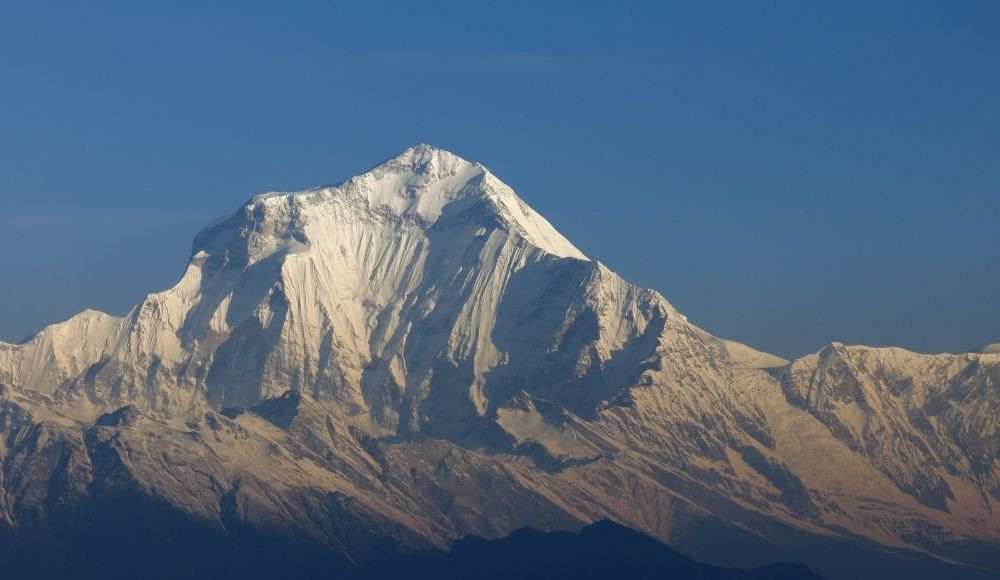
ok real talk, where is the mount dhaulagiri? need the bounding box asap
[1,145,997,579]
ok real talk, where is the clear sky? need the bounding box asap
[1,1,998,359]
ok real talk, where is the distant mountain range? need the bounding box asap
[1,145,997,579]
[374,520,825,580]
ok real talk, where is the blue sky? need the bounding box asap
[1,1,998,358]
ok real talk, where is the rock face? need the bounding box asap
[0,145,997,579]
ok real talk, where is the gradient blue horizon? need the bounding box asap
[1,1,998,359]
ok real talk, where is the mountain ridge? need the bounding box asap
[0,145,997,579]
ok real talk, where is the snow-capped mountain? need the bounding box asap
[0,145,997,579]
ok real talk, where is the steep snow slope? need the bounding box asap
[779,344,1000,512]
[0,145,997,579]
[690,324,789,369]
[0,310,120,394]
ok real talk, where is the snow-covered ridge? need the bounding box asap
[689,323,788,369]
[978,342,1000,354]
[238,144,585,262]
[0,309,120,394]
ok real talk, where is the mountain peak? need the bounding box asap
[386,143,471,176]
[200,146,585,271]
[340,143,487,216]
[324,144,585,259]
